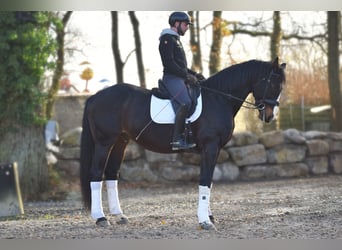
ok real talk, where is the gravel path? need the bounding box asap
[1,175,341,239]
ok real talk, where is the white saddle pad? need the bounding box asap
[150,94,202,124]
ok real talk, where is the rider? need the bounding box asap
[159,11,204,150]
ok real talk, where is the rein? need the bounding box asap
[199,85,265,111]
[200,69,282,111]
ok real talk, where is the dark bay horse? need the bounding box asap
[80,58,286,230]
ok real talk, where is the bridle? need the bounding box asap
[253,70,283,109]
[200,69,283,111]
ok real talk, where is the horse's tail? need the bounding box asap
[80,98,93,211]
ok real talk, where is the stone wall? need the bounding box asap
[52,94,89,135]
[52,95,342,184]
[56,128,342,184]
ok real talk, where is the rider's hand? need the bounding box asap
[186,74,198,85]
[195,73,205,81]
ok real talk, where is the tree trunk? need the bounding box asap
[111,11,124,83]
[263,11,283,132]
[46,11,73,119]
[129,11,146,88]
[189,11,203,73]
[270,11,282,61]
[327,11,342,131]
[0,125,47,200]
[209,11,223,75]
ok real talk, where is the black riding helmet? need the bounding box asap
[168,12,192,26]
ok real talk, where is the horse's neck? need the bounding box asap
[223,73,255,117]
[231,86,252,117]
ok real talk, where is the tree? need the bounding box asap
[0,12,57,200]
[129,11,146,88]
[45,11,72,119]
[327,11,342,131]
[270,11,282,60]
[111,11,124,83]
[188,11,203,73]
[209,11,223,75]
[226,11,283,61]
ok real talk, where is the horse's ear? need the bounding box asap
[280,63,286,70]
[272,57,279,68]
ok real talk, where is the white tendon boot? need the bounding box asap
[90,181,109,226]
[198,185,216,230]
[106,180,128,224]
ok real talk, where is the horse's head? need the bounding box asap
[252,57,286,123]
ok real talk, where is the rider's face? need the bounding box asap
[176,21,189,36]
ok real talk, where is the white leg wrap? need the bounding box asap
[208,183,213,217]
[106,180,123,215]
[197,185,211,224]
[90,181,105,219]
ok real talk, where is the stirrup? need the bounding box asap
[171,138,196,150]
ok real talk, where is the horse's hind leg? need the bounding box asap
[104,134,129,224]
[89,143,113,227]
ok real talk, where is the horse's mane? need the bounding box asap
[201,60,277,92]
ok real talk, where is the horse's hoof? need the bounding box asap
[199,221,217,231]
[116,215,129,225]
[96,217,110,227]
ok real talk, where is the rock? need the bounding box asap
[326,132,342,140]
[160,165,199,182]
[325,139,342,152]
[329,154,342,174]
[217,150,230,163]
[303,131,327,140]
[259,130,285,148]
[233,132,259,146]
[267,144,306,164]
[228,144,266,166]
[240,165,268,180]
[145,150,178,163]
[179,152,201,165]
[223,137,235,148]
[56,160,80,177]
[180,150,229,165]
[212,166,223,181]
[60,127,82,147]
[240,163,309,180]
[120,159,159,182]
[124,142,143,161]
[59,147,80,160]
[267,163,309,178]
[306,156,328,175]
[213,162,239,182]
[283,129,306,144]
[306,140,329,156]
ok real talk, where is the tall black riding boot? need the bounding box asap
[171,105,196,150]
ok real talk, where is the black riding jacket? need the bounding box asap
[159,29,194,79]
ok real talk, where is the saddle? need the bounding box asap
[151,79,201,117]
[150,80,202,124]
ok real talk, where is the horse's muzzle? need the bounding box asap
[258,104,276,123]
[256,98,280,123]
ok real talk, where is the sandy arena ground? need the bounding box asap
[1,175,341,239]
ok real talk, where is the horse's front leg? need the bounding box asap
[198,142,220,230]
